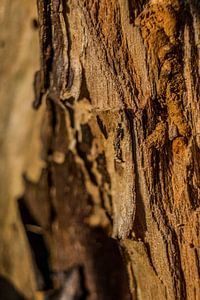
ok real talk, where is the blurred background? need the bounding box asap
[0,1,42,299]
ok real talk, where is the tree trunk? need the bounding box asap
[1,0,200,300]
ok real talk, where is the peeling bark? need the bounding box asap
[1,0,200,300]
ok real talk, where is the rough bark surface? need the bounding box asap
[1,0,200,300]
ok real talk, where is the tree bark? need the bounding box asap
[1,0,200,300]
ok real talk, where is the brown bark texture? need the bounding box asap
[1,0,200,300]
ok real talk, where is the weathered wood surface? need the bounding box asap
[1,1,200,299]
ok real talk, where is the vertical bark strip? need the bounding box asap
[19,0,200,299]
